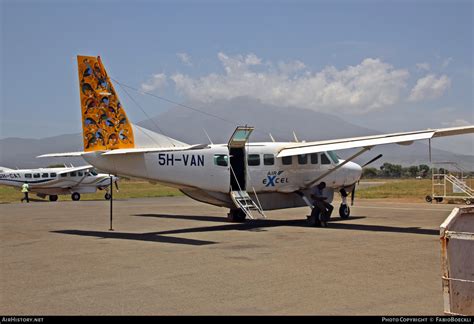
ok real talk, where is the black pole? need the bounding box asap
[109,175,114,231]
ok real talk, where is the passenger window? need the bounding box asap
[248,154,260,166]
[25,174,32,178]
[310,153,318,164]
[60,173,67,177]
[78,171,83,176]
[42,173,49,178]
[282,156,293,165]
[298,154,308,165]
[321,153,331,165]
[33,173,40,178]
[213,154,228,167]
[50,173,57,177]
[70,171,77,177]
[263,154,274,165]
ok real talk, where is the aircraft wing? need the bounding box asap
[276,125,474,158]
[55,165,94,175]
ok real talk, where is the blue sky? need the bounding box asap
[1,0,473,153]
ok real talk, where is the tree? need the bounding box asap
[362,167,378,178]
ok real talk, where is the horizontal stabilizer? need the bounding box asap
[37,151,89,158]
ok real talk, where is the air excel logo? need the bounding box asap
[263,171,289,187]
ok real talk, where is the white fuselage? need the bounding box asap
[0,167,114,196]
[82,142,362,209]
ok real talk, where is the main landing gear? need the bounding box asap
[71,192,81,201]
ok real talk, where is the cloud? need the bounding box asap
[408,74,451,102]
[416,62,430,71]
[177,52,192,66]
[169,53,410,114]
[140,73,167,92]
[442,119,471,127]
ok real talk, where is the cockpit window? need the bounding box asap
[310,153,318,164]
[327,151,340,164]
[321,153,331,165]
[50,173,57,177]
[90,170,98,176]
[214,154,228,167]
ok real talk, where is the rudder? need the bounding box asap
[77,55,135,151]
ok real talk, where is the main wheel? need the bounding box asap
[339,204,350,219]
[105,193,111,200]
[71,192,81,201]
[425,195,433,203]
[466,199,472,205]
[49,195,58,202]
[435,197,443,203]
[227,209,246,222]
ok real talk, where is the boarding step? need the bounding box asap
[230,190,266,220]
[445,174,474,197]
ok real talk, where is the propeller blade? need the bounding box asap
[362,154,383,168]
[351,185,356,206]
[114,180,120,192]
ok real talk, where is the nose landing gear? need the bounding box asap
[339,188,351,219]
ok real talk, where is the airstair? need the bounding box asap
[228,126,266,220]
[427,162,473,205]
[230,190,266,220]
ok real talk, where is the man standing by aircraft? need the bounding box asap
[310,182,333,227]
[21,182,29,203]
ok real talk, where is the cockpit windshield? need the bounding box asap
[327,151,340,164]
[89,169,98,176]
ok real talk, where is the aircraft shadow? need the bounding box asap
[51,229,216,246]
[133,214,437,237]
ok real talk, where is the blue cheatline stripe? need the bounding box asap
[0,178,53,184]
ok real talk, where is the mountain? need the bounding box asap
[1,97,472,169]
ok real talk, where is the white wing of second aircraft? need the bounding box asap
[54,165,94,174]
[276,125,474,158]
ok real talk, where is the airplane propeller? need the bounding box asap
[361,154,383,168]
[350,154,383,206]
[114,180,120,192]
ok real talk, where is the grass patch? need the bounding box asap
[0,179,183,204]
[357,179,432,200]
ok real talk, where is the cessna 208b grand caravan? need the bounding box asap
[39,55,474,221]
[0,165,118,201]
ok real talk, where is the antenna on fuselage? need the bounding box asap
[269,133,276,142]
[202,128,214,145]
[293,131,299,143]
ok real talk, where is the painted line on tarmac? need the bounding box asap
[354,205,455,212]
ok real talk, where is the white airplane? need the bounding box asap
[39,55,474,222]
[0,165,118,201]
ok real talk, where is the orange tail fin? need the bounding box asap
[77,55,135,151]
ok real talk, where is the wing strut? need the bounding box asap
[303,147,372,189]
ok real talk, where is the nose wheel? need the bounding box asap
[339,204,350,219]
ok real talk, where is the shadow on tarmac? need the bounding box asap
[52,229,216,246]
[51,214,437,246]
[133,213,438,236]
